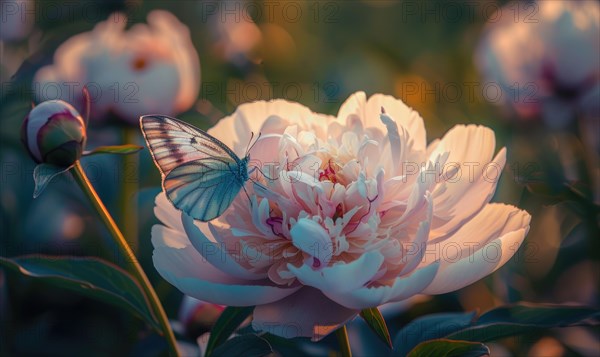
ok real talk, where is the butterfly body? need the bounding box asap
[238,156,250,182]
[140,115,251,221]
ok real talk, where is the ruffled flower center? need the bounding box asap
[214,113,412,287]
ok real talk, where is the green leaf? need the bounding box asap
[205,306,254,357]
[447,303,600,342]
[393,311,477,357]
[211,334,273,357]
[33,163,71,198]
[83,144,143,156]
[0,255,161,332]
[407,339,489,357]
[360,307,393,348]
[395,302,600,355]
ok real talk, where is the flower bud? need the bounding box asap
[21,100,87,166]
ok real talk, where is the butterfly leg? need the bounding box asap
[241,184,253,207]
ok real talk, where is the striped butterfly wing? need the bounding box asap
[140,115,247,221]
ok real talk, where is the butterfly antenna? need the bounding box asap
[245,132,255,156]
[246,132,262,155]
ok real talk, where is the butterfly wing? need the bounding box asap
[140,115,241,176]
[165,159,244,221]
[140,115,246,221]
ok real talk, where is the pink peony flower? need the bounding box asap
[33,11,200,124]
[151,92,531,340]
[476,1,599,128]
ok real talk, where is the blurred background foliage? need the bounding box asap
[0,0,598,356]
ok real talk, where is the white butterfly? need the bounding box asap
[140,115,255,221]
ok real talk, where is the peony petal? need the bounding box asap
[209,99,331,154]
[430,149,507,240]
[322,262,440,309]
[338,91,426,151]
[206,111,242,154]
[152,222,301,305]
[290,218,333,267]
[427,125,508,240]
[154,193,184,231]
[152,226,239,282]
[337,92,368,125]
[389,168,436,228]
[153,246,300,306]
[421,205,530,294]
[151,224,188,250]
[429,125,496,167]
[252,287,358,341]
[379,111,402,173]
[181,212,265,280]
[259,115,290,134]
[399,193,433,275]
[421,204,531,267]
[422,230,528,294]
[248,134,282,170]
[287,250,384,293]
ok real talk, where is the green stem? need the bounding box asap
[71,161,179,356]
[335,325,352,357]
[121,128,139,252]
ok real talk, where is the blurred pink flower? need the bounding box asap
[207,0,262,69]
[151,92,530,340]
[0,0,34,42]
[178,295,225,337]
[476,1,599,128]
[33,11,200,124]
